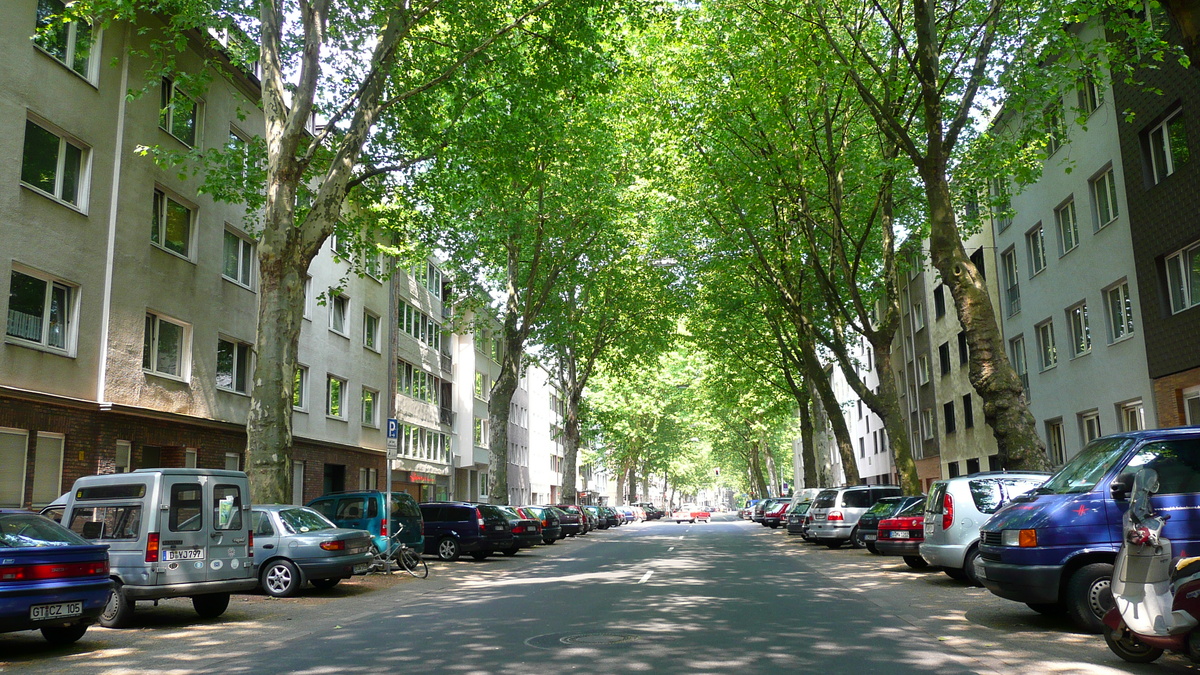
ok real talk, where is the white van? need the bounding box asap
[59,468,257,627]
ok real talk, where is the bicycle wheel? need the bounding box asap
[400,548,429,578]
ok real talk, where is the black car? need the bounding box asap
[419,502,514,561]
[520,506,563,543]
[549,505,583,536]
[599,506,621,528]
[854,496,925,553]
[785,500,812,535]
[498,506,542,555]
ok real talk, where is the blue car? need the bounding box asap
[0,509,112,645]
[977,428,1200,633]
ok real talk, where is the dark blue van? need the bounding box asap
[977,428,1200,633]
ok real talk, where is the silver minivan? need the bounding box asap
[808,485,902,548]
[59,468,258,627]
[920,471,1049,585]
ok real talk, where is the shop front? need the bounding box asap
[389,457,452,502]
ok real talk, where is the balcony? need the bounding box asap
[439,408,455,426]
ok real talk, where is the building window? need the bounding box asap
[1078,72,1102,115]
[1010,336,1029,396]
[1067,303,1091,358]
[361,388,378,427]
[1036,320,1057,371]
[1185,389,1200,425]
[34,0,95,78]
[474,417,490,448]
[1045,103,1066,155]
[966,458,981,475]
[1090,167,1119,230]
[1055,198,1079,256]
[912,302,925,331]
[917,355,930,384]
[1166,241,1200,314]
[958,331,969,365]
[970,248,987,280]
[364,250,383,280]
[143,312,188,379]
[1148,110,1188,184]
[293,366,308,410]
[920,409,933,440]
[329,294,348,335]
[944,401,957,434]
[1120,401,1145,432]
[1002,249,1021,317]
[115,440,131,473]
[1103,282,1135,342]
[21,119,86,207]
[475,372,490,400]
[963,394,974,429]
[224,452,240,471]
[303,276,313,319]
[160,77,198,147]
[363,310,380,351]
[1082,411,1102,443]
[947,461,960,478]
[216,338,251,394]
[990,176,1012,232]
[184,448,198,468]
[859,438,865,458]
[938,342,951,376]
[222,228,255,288]
[1046,420,1066,465]
[326,375,346,419]
[6,268,74,352]
[933,285,945,319]
[1026,224,1047,275]
[152,189,193,258]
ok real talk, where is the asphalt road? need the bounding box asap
[3,514,1198,674]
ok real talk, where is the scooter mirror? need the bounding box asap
[1111,472,1134,500]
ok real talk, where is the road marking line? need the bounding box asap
[668,546,674,552]
[638,570,654,584]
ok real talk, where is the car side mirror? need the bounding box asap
[1111,472,1134,501]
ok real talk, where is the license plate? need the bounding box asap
[494,525,504,531]
[31,601,83,621]
[162,548,205,561]
[864,534,876,541]
[891,531,910,539]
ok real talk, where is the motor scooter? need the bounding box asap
[1103,467,1200,663]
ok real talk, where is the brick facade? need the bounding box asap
[1151,366,1200,428]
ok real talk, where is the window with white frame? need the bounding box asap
[6,268,74,353]
[152,189,193,258]
[1055,198,1079,256]
[1166,241,1200,314]
[329,294,348,335]
[1067,303,1091,358]
[1045,103,1067,155]
[115,440,131,473]
[292,460,305,505]
[1148,109,1188,184]
[34,0,95,79]
[361,388,378,427]
[912,301,925,331]
[1078,71,1102,115]
[216,337,251,394]
[326,375,346,419]
[1090,167,1119,230]
[222,228,254,288]
[1082,411,1102,443]
[363,310,380,352]
[1036,320,1057,371]
[1046,420,1066,465]
[143,312,189,379]
[990,176,1012,232]
[184,448,197,468]
[1120,401,1145,432]
[160,77,199,147]
[917,355,930,384]
[364,249,383,279]
[1104,281,1135,342]
[0,430,28,507]
[920,409,933,440]
[475,371,490,400]
[1185,389,1200,425]
[474,417,489,448]
[293,366,308,410]
[303,276,313,319]
[21,119,87,207]
[1026,224,1047,276]
[224,452,240,471]
[1002,249,1021,316]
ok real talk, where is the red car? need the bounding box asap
[875,499,927,569]
[762,500,790,529]
[670,504,711,523]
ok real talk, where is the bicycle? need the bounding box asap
[366,527,429,579]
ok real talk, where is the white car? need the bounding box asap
[671,504,711,523]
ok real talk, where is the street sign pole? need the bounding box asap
[385,418,398,572]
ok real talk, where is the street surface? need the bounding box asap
[2,513,1196,674]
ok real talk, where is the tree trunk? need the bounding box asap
[799,382,819,489]
[747,439,770,498]
[615,467,627,508]
[764,441,778,496]
[560,374,582,503]
[488,311,524,503]
[797,338,861,484]
[870,341,920,493]
[626,466,637,504]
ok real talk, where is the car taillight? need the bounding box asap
[827,511,844,521]
[381,518,388,538]
[320,540,346,551]
[942,493,953,530]
[146,532,160,563]
[249,530,254,555]
[477,508,486,533]
[0,560,108,581]
[513,525,525,534]
[542,519,549,527]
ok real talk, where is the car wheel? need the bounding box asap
[865,542,879,555]
[470,552,489,560]
[543,537,556,545]
[262,560,302,598]
[502,547,519,557]
[41,624,88,645]
[849,527,863,549]
[824,540,843,550]
[943,567,970,582]
[192,592,231,619]
[311,578,341,589]
[1065,562,1113,634]
[1026,602,1065,615]
[100,582,134,628]
[437,537,461,562]
[962,548,983,587]
[903,555,929,569]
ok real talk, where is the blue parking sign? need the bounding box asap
[387,418,399,439]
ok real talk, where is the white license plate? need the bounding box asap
[162,548,205,561]
[31,601,83,621]
[891,531,910,539]
[864,534,877,541]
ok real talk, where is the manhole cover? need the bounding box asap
[560,633,640,645]
[526,631,679,650]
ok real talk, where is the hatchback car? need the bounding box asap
[497,506,542,555]
[249,505,375,597]
[0,510,112,645]
[875,499,929,568]
[785,500,812,536]
[518,506,563,543]
[856,496,925,553]
[549,505,583,536]
[921,471,1049,585]
[808,485,903,548]
[761,499,791,528]
[555,504,592,534]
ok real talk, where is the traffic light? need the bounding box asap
[714,467,720,476]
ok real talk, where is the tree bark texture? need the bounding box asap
[488,310,524,503]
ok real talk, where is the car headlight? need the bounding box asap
[1001,529,1038,547]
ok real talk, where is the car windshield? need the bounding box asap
[788,501,810,515]
[390,496,421,518]
[896,499,924,517]
[276,507,335,534]
[1037,437,1133,494]
[0,513,90,547]
[865,499,900,517]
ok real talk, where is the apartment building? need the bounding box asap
[894,247,943,487]
[526,364,565,505]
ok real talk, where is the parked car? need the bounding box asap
[555,504,591,534]
[875,499,929,568]
[518,506,563,543]
[977,429,1200,633]
[418,502,514,561]
[58,468,257,628]
[599,506,621,528]
[583,506,608,530]
[785,500,812,536]
[921,471,1049,585]
[808,485,903,548]
[0,510,112,645]
[633,502,664,520]
[856,496,925,553]
[497,506,542,555]
[249,505,375,597]
[549,505,583,537]
[739,499,761,520]
[306,490,424,559]
[615,506,636,523]
[761,499,791,529]
[671,504,711,523]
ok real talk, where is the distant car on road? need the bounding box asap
[671,504,711,523]
[249,505,375,597]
